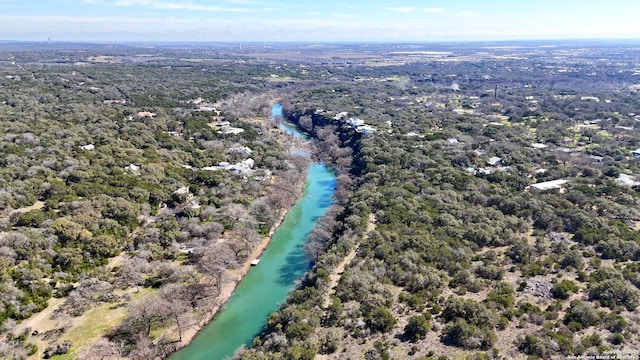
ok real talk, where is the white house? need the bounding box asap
[203,159,254,175]
[358,125,377,134]
[220,127,245,135]
[530,179,569,192]
[228,158,255,175]
[616,174,640,187]
[79,144,95,151]
[487,157,502,166]
[334,112,348,120]
[173,186,190,195]
[347,117,365,128]
[213,120,231,127]
[228,146,253,156]
[125,164,140,173]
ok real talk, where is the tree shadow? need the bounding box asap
[275,247,311,287]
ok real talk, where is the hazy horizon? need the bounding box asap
[2,0,640,43]
[2,38,640,45]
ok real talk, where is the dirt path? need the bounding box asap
[322,214,376,308]
[9,200,45,215]
[106,251,126,269]
[13,251,129,359]
[13,297,65,359]
[13,297,64,337]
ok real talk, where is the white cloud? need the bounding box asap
[384,7,414,14]
[223,0,275,4]
[0,14,177,24]
[456,11,480,18]
[423,7,445,14]
[105,0,275,12]
[422,8,480,18]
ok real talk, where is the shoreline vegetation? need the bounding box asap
[138,115,315,357]
[11,203,304,360]
[7,107,313,359]
[166,173,307,356]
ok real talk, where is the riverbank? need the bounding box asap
[166,202,298,354]
[167,101,337,360]
[165,119,311,356]
[169,163,336,360]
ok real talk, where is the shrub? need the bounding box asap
[285,322,314,341]
[15,209,47,227]
[582,333,602,348]
[442,318,496,350]
[551,280,579,299]
[564,301,600,328]
[601,312,627,332]
[284,342,317,360]
[403,314,430,342]
[611,333,624,345]
[518,302,542,316]
[475,264,505,280]
[518,335,550,358]
[485,282,515,309]
[365,307,397,333]
[589,279,639,310]
[560,250,584,270]
[43,341,72,359]
[442,297,496,328]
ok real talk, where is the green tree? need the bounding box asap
[589,279,639,310]
[551,280,579,300]
[403,314,430,342]
[365,307,397,333]
[442,318,496,350]
[564,300,600,328]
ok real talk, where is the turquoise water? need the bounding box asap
[279,122,308,140]
[271,103,283,119]
[271,102,306,140]
[169,106,335,360]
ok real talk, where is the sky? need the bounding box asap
[1,0,640,42]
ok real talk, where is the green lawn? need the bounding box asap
[52,288,156,359]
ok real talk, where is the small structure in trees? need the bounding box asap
[528,179,569,192]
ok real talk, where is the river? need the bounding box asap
[169,106,335,360]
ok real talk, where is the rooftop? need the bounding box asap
[530,179,569,191]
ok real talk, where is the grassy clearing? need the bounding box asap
[265,76,297,82]
[87,56,121,64]
[53,303,127,360]
[49,288,156,360]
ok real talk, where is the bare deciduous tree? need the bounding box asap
[119,296,168,341]
[230,224,262,258]
[117,257,149,292]
[158,284,191,342]
[77,337,121,360]
[196,242,236,296]
[222,203,249,230]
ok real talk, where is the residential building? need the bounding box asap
[529,179,569,192]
